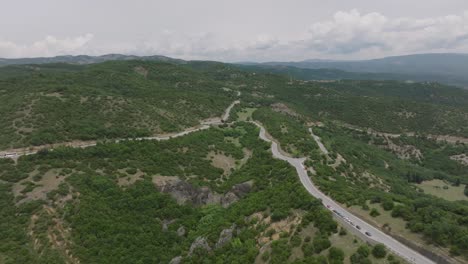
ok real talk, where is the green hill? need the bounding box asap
[0,61,235,149]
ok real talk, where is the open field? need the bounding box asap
[416,179,468,201]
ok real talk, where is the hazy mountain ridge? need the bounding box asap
[0,54,185,66]
[244,53,468,87]
[3,53,468,87]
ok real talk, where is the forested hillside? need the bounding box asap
[0,61,235,150]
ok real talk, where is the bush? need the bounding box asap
[328,247,345,264]
[312,235,331,254]
[357,245,370,257]
[372,244,387,258]
[382,200,394,211]
[370,208,380,217]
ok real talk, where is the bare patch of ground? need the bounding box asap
[373,137,423,160]
[134,66,148,78]
[271,103,299,117]
[396,111,416,118]
[13,169,66,204]
[330,153,346,168]
[429,135,468,144]
[450,154,468,166]
[206,151,236,176]
[152,175,181,189]
[117,169,145,187]
[255,212,302,246]
[361,171,390,191]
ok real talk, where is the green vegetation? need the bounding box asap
[3,58,468,263]
[0,61,236,149]
[0,123,340,263]
[417,179,468,201]
[253,108,320,159]
[372,244,387,259]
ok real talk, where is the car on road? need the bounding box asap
[356,225,361,230]
[365,232,371,236]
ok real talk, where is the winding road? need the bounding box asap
[254,122,435,264]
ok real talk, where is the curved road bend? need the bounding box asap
[253,122,435,264]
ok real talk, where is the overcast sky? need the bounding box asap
[1,0,468,61]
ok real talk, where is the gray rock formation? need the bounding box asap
[215,224,236,249]
[189,236,212,256]
[154,178,253,208]
[169,256,182,264]
[177,226,186,237]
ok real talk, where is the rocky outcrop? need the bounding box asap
[177,226,186,237]
[153,176,252,208]
[215,224,236,249]
[162,219,175,232]
[189,237,211,256]
[169,256,182,264]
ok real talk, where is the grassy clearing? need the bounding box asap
[416,179,467,201]
[348,202,423,244]
[237,108,257,121]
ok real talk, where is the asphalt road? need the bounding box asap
[255,122,435,264]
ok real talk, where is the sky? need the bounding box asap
[1,0,468,61]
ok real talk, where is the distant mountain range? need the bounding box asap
[242,53,468,87]
[1,53,467,87]
[0,54,185,66]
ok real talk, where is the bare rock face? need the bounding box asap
[177,226,186,237]
[189,236,212,256]
[231,181,253,197]
[215,224,236,249]
[154,178,253,208]
[169,256,182,264]
[162,219,175,232]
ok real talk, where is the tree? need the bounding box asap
[328,247,344,264]
[357,245,370,257]
[382,199,394,211]
[370,208,380,217]
[372,244,387,258]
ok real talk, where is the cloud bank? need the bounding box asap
[1,10,468,61]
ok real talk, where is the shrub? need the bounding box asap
[372,244,387,258]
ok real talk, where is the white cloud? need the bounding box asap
[1,10,468,61]
[0,34,94,58]
[299,9,468,58]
